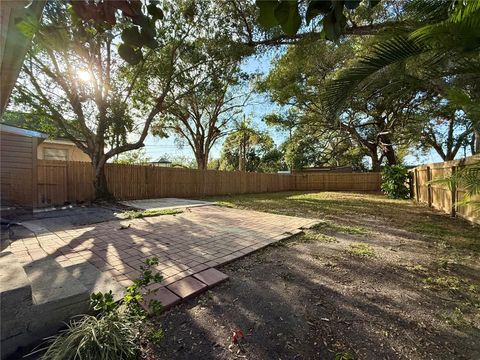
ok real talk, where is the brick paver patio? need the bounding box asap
[7,206,318,290]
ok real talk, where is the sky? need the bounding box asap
[129,51,470,167]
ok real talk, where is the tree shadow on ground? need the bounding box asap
[155,241,480,360]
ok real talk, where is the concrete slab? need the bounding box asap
[0,252,32,308]
[167,276,207,300]
[193,268,229,288]
[120,198,213,210]
[0,252,33,343]
[23,257,88,304]
[11,206,124,233]
[65,262,125,301]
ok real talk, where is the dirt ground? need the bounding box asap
[154,191,480,360]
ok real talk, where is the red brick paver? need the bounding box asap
[143,286,181,310]
[193,268,229,287]
[166,276,207,300]
[7,206,318,288]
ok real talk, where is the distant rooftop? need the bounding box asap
[0,123,48,139]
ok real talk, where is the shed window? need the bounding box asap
[44,148,68,161]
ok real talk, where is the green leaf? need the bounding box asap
[141,29,159,49]
[147,3,164,20]
[141,21,157,38]
[274,1,302,36]
[118,44,143,65]
[256,0,279,28]
[345,0,361,10]
[121,27,143,47]
[306,0,332,24]
[15,16,40,38]
[131,14,149,27]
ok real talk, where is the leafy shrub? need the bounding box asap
[381,165,410,199]
[38,258,164,360]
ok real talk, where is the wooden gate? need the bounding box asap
[37,160,68,206]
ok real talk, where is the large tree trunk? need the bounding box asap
[239,138,246,172]
[195,153,208,170]
[379,133,397,165]
[371,153,381,172]
[474,124,480,154]
[383,145,397,165]
[92,155,113,201]
[444,153,455,161]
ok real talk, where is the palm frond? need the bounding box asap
[323,0,480,113]
[431,162,480,211]
[323,36,426,112]
[411,15,480,51]
[450,0,480,27]
[403,0,452,22]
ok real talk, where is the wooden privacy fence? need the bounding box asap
[411,155,479,225]
[37,160,381,207]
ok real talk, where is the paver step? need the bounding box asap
[64,262,125,302]
[1,254,93,358]
[142,268,230,313]
[23,256,89,305]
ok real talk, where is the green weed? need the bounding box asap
[335,352,355,360]
[406,264,429,273]
[445,307,472,328]
[423,275,461,292]
[122,208,183,219]
[314,221,369,235]
[345,243,376,257]
[301,230,338,243]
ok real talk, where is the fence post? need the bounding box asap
[450,165,456,218]
[427,166,432,207]
[414,169,419,202]
[408,171,414,199]
[66,161,69,203]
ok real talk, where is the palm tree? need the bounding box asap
[233,117,264,171]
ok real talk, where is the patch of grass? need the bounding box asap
[409,219,480,252]
[468,284,479,294]
[422,274,480,305]
[208,191,407,219]
[211,201,235,208]
[434,256,459,270]
[300,230,338,243]
[345,243,376,257]
[444,307,472,328]
[122,208,183,219]
[423,275,462,292]
[405,264,429,273]
[335,352,355,360]
[313,221,369,235]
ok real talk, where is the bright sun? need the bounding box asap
[77,70,92,82]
